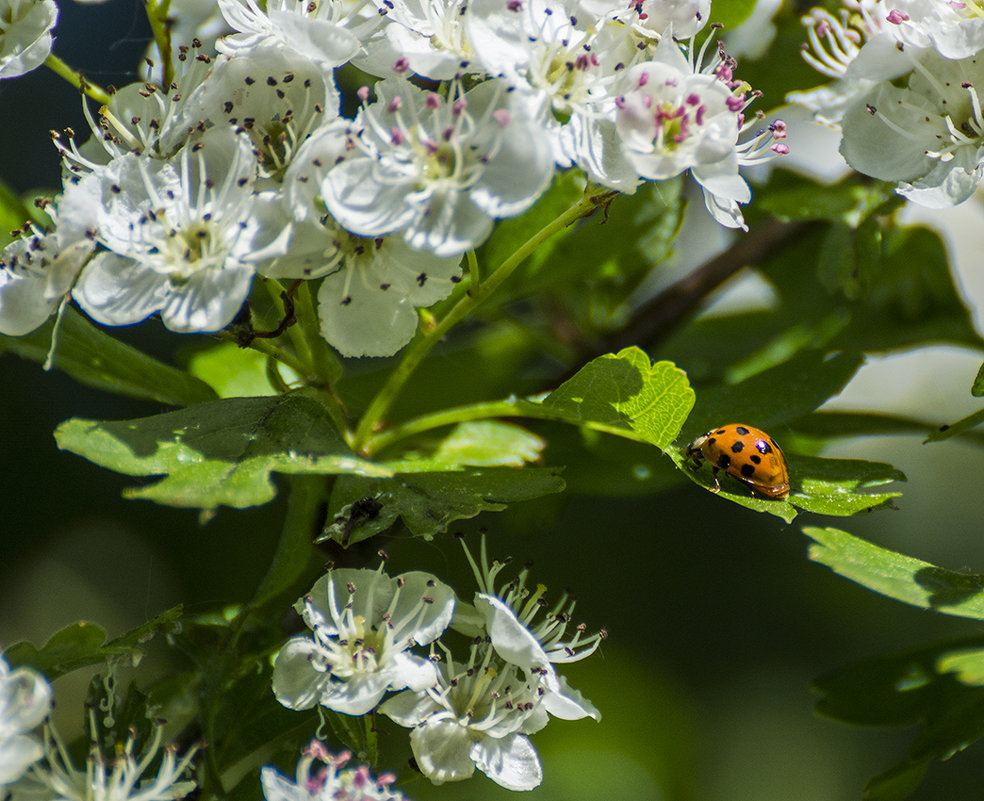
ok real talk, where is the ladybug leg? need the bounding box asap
[709,467,721,494]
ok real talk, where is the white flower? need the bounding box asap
[19,721,198,801]
[268,120,463,357]
[614,34,788,229]
[0,0,57,80]
[70,126,291,333]
[179,46,341,181]
[56,43,217,175]
[474,595,600,721]
[858,0,984,60]
[261,741,406,801]
[457,537,602,722]
[465,0,640,187]
[840,49,984,208]
[375,0,478,80]
[379,643,546,791]
[271,568,455,716]
[787,7,915,126]
[216,0,368,69]
[0,657,51,790]
[321,76,554,257]
[0,225,94,336]
[601,0,711,43]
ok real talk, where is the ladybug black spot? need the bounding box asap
[730,441,744,453]
[756,440,773,454]
[735,426,750,435]
[740,463,756,478]
[716,454,731,468]
[750,454,762,465]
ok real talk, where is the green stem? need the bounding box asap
[465,248,480,292]
[215,330,310,379]
[265,279,316,375]
[45,54,110,104]
[352,187,610,452]
[365,396,650,457]
[144,0,174,88]
[293,280,342,386]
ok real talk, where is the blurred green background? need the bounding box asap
[6,2,984,800]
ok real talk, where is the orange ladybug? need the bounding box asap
[686,423,790,499]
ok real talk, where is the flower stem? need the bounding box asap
[352,187,610,452]
[293,280,342,386]
[215,329,310,379]
[365,393,652,457]
[144,0,175,88]
[45,54,110,104]
[265,279,316,375]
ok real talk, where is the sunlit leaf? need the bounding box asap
[537,347,695,450]
[804,527,984,619]
[427,421,546,468]
[187,341,283,398]
[55,392,389,509]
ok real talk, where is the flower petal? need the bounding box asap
[470,733,542,791]
[410,717,476,784]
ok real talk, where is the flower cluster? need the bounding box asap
[15,723,199,801]
[0,0,785,358]
[261,741,406,801]
[272,542,603,791]
[0,660,199,801]
[791,0,984,207]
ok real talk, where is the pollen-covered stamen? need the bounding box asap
[734,120,790,166]
[37,715,199,801]
[800,8,865,78]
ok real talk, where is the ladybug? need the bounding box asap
[686,423,790,499]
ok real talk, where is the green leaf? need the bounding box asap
[187,341,282,398]
[55,392,390,509]
[537,347,695,450]
[937,649,984,686]
[786,455,904,515]
[672,455,903,524]
[864,761,930,801]
[973,361,984,397]
[3,606,182,679]
[427,421,546,468]
[804,527,984,619]
[814,637,984,801]
[322,467,566,545]
[0,307,218,406]
[3,622,106,678]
